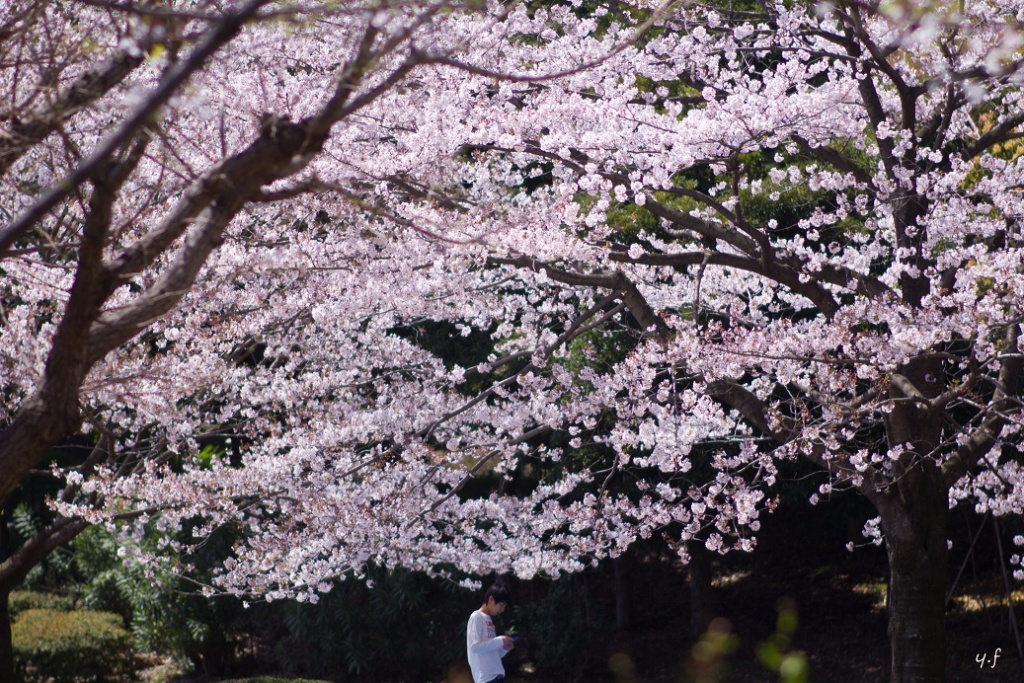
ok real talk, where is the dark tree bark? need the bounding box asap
[688,542,713,640]
[878,356,948,683]
[613,554,631,632]
[879,480,948,683]
[0,590,11,683]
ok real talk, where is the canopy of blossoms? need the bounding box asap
[2,0,1023,619]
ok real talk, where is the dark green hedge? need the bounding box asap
[13,608,137,682]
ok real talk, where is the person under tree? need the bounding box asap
[466,582,515,683]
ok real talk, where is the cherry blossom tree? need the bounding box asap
[0,0,563,676]
[3,0,1024,682]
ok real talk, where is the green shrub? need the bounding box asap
[9,590,75,617]
[13,609,137,682]
[512,576,615,681]
[271,565,468,681]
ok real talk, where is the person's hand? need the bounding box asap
[501,636,515,650]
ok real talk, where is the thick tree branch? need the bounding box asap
[0,42,151,180]
[0,516,89,591]
[490,254,671,341]
[964,111,1024,161]
[0,9,428,511]
[916,83,961,153]
[790,134,874,186]
[609,249,759,272]
[643,196,761,255]
[0,129,151,508]
[0,0,271,258]
[706,379,793,442]
[942,325,1022,485]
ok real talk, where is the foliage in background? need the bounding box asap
[512,574,616,681]
[17,520,479,681]
[269,565,471,681]
[8,502,76,590]
[685,600,807,683]
[68,523,273,677]
[755,599,809,683]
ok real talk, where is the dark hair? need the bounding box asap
[484,581,510,605]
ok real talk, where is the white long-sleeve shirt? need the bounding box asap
[466,609,508,683]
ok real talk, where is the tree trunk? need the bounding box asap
[881,497,948,683]
[0,511,13,683]
[875,452,948,683]
[879,356,948,683]
[688,542,713,639]
[0,589,13,683]
[613,554,630,632]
